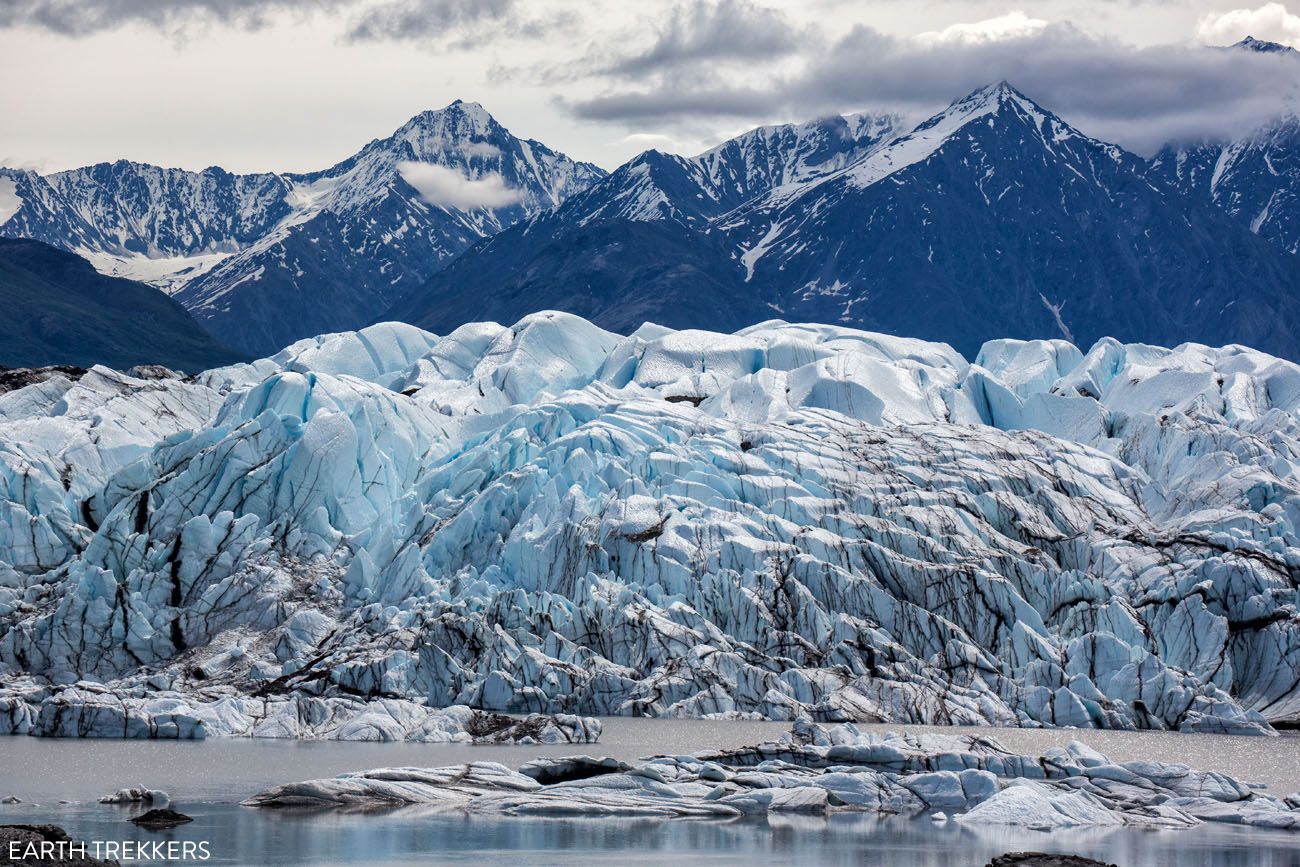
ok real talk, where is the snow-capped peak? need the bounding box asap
[402,100,494,131]
[934,80,1059,129]
[380,100,511,164]
[696,110,906,185]
[561,109,910,229]
[838,82,1030,189]
[1232,35,1298,55]
[838,81,1102,191]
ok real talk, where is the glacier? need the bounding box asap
[1,313,1299,739]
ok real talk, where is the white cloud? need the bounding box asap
[917,11,1049,46]
[614,132,682,148]
[396,161,523,210]
[1198,3,1300,48]
[460,141,502,158]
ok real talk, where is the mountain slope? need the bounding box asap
[1148,39,1299,255]
[553,113,906,229]
[391,85,1300,360]
[1,101,606,356]
[386,112,902,334]
[386,216,772,334]
[1150,116,1299,255]
[0,238,243,371]
[695,112,905,205]
[0,163,294,291]
[726,83,1300,359]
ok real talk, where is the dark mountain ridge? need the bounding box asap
[0,238,244,372]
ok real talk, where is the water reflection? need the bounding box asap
[3,722,1299,865]
[6,803,1299,866]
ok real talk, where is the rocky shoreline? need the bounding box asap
[0,825,117,867]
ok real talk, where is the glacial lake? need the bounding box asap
[2,719,1299,866]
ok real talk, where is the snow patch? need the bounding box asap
[1038,292,1075,343]
[0,177,21,224]
[740,220,786,281]
[79,250,231,294]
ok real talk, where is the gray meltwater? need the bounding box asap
[2,720,1299,866]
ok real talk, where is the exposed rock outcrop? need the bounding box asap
[985,855,1118,867]
[0,825,118,866]
[127,809,191,829]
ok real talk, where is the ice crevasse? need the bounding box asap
[1,312,1298,739]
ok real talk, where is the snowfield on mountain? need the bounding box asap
[1,313,1299,739]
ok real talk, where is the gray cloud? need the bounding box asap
[494,0,814,106]
[344,0,517,43]
[0,0,342,35]
[572,80,776,123]
[568,21,1300,153]
[608,0,810,77]
[0,0,522,41]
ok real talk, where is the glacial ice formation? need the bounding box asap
[0,676,599,743]
[1,312,1299,738]
[242,719,1300,831]
[98,786,168,804]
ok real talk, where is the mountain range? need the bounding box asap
[384,113,906,334]
[2,38,1298,362]
[397,80,1300,359]
[0,101,604,356]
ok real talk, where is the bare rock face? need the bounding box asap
[986,855,1118,867]
[2,316,1300,739]
[0,825,118,866]
[127,809,192,829]
[0,365,87,394]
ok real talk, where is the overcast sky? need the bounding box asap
[2,0,1299,174]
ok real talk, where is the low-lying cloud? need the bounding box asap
[459,141,503,159]
[397,161,523,210]
[568,17,1300,154]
